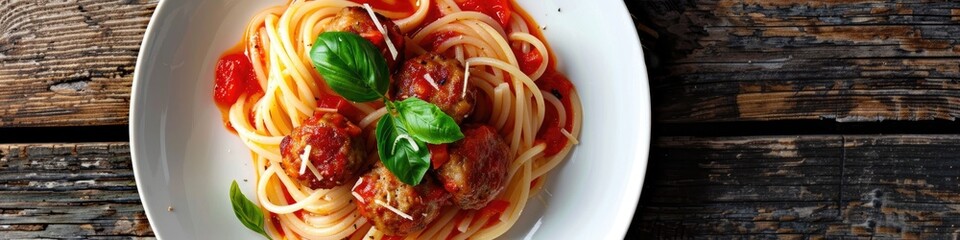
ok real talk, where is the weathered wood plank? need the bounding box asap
[840,135,960,239]
[0,0,158,127]
[629,1,960,122]
[0,142,153,238]
[634,135,960,239]
[635,136,844,238]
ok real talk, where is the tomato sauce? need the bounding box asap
[428,144,450,169]
[534,71,574,156]
[215,43,263,134]
[454,0,512,28]
[215,0,577,237]
[351,0,418,17]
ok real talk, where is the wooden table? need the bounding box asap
[2,0,958,239]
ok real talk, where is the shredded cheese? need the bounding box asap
[351,178,365,203]
[352,192,365,204]
[315,107,338,113]
[375,199,413,220]
[462,61,471,98]
[362,4,398,59]
[423,73,440,90]
[560,129,579,145]
[392,134,419,153]
[298,145,312,175]
[352,178,363,191]
[458,214,473,232]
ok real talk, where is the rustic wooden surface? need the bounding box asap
[0,0,156,127]
[631,1,960,123]
[0,143,152,239]
[5,0,960,239]
[633,135,960,239]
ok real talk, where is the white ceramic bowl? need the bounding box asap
[130,0,650,239]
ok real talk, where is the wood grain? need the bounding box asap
[0,0,157,127]
[633,135,960,239]
[630,1,960,123]
[0,142,153,239]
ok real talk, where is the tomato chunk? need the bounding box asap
[214,53,256,106]
[455,0,512,28]
[513,47,543,75]
[428,144,450,169]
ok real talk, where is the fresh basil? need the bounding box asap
[394,98,464,144]
[309,32,389,102]
[230,180,273,240]
[308,31,464,186]
[376,114,431,185]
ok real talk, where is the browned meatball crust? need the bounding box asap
[279,112,367,189]
[436,125,510,209]
[393,53,475,123]
[353,163,450,236]
[325,6,406,71]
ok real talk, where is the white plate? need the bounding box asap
[130,0,650,239]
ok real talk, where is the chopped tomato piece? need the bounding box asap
[317,95,365,123]
[455,0,512,28]
[429,144,450,169]
[512,47,543,75]
[214,53,256,106]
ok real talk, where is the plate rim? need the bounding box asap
[129,0,171,238]
[129,0,652,238]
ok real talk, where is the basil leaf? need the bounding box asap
[376,114,431,185]
[310,32,389,102]
[230,180,273,240]
[394,98,464,144]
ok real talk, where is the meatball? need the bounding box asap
[325,6,405,71]
[436,125,510,209]
[353,163,450,236]
[280,112,367,189]
[393,53,475,123]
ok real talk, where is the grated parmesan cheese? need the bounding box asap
[298,145,313,175]
[462,61,471,98]
[316,107,338,113]
[560,129,579,145]
[352,178,363,191]
[392,134,419,153]
[351,178,365,203]
[375,199,413,220]
[423,73,440,90]
[352,191,365,204]
[362,4,398,59]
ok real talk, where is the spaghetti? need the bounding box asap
[214,0,582,239]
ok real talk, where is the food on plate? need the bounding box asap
[214,0,582,238]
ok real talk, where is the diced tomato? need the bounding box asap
[353,177,376,216]
[349,0,417,17]
[478,200,510,218]
[537,124,565,156]
[478,200,510,228]
[214,53,256,106]
[317,95,365,123]
[535,71,575,156]
[428,144,450,169]
[512,47,543,75]
[455,0,512,28]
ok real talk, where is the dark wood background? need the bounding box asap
[3,0,960,239]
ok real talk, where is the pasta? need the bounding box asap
[212,0,582,239]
